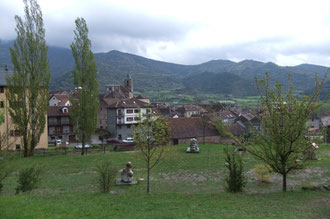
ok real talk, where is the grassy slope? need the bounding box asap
[0,144,329,218]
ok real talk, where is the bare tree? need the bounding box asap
[133,112,170,193]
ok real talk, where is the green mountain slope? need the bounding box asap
[0,40,329,98]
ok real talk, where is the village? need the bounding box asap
[33,73,330,151]
[1,64,329,153]
[1,0,330,218]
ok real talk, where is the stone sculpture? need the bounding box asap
[121,162,134,183]
[186,138,200,153]
[116,161,137,185]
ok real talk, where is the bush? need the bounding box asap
[224,147,246,193]
[15,166,42,194]
[96,161,117,193]
[252,164,273,183]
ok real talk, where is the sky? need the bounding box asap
[1,0,330,67]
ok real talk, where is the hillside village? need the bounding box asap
[0,63,329,152]
[48,72,330,149]
[1,1,330,217]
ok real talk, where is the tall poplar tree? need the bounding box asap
[70,18,99,155]
[7,0,50,157]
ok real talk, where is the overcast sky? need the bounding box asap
[1,0,330,66]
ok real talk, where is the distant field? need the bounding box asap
[0,144,329,218]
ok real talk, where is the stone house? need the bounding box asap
[48,106,75,144]
[166,117,220,145]
[106,98,152,140]
[49,94,71,106]
[234,113,261,132]
[176,105,207,117]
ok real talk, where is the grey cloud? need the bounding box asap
[169,37,330,67]
[44,4,196,54]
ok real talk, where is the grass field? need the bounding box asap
[0,144,329,218]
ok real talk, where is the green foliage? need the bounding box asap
[224,147,246,193]
[133,112,170,193]
[215,120,231,137]
[95,161,117,193]
[7,0,50,157]
[70,17,99,155]
[15,166,42,194]
[248,73,326,191]
[252,164,273,183]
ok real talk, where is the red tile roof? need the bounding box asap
[48,106,72,117]
[166,117,219,139]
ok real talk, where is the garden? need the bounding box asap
[0,144,329,218]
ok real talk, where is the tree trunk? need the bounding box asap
[282,173,287,191]
[81,134,85,155]
[23,135,28,157]
[147,160,150,193]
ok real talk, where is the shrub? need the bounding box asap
[15,166,42,194]
[96,161,117,193]
[252,164,273,183]
[224,147,246,193]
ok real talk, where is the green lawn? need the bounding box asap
[0,144,329,218]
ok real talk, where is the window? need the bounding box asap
[126,117,133,121]
[0,86,4,93]
[134,109,139,113]
[146,109,151,114]
[0,101,4,108]
[10,130,20,136]
[118,134,122,140]
[14,130,20,136]
[134,117,140,121]
[127,124,131,129]
[55,126,62,133]
[126,109,133,114]
[118,125,122,129]
[16,144,21,150]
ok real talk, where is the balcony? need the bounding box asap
[48,121,72,126]
[117,112,125,117]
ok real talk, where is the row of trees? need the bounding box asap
[7,0,98,156]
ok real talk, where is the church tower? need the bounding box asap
[124,73,133,98]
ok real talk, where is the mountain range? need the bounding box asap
[0,40,329,99]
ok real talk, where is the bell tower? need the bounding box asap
[124,73,133,93]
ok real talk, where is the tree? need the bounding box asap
[97,129,110,153]
[133,111,170,193]
[224,147,246,193]
[70,17,99,155]
[7,0,50,157]
[247,73,326,191]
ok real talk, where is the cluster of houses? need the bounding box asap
[1,65,330,150]
[48,74,330,147]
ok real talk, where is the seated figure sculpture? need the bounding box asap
[121,162,134,183]
[186,138,200,153]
